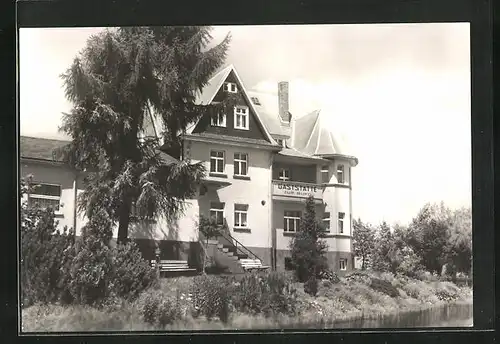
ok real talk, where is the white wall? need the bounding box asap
[21,160,78,233]
[128,199,200,242]
[21,160,200,243]
[187,140,273,249]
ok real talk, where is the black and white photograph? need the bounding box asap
[19,23,473,332]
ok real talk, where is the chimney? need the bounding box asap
[278,81,290,125]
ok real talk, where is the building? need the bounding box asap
[20,64,358,273]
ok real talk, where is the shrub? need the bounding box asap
[231,271,298,316]
[304,276,319,296]
[20,176,75,307]
[369,278,399,298]
[231,272,264,314]
[137,289,182,327]
[264,271,298,315]
[62,209,114,305]
[190,275,231,322]
[318,269,340,283]
[344,271,372,285]
[109,241,158,301]
[65,235,114,305]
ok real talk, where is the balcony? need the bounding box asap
[272,180,324,202]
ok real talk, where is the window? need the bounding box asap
[234,204,248,228]
[210,112,226,127]
[322,212,331,232]
[28,183,61,211]
[284,257,294,270]
[234,153,248,176]
[321,165,330,183]
[278,168,290,181]
[223,82,237,93]
[276,139,285,147]
[210,150,225,173]
[210,202,225,225]
[250,97,261,105]
[338,212,345,234]
[234,106,249,130]
[337,164,345,184]
[339,258,347,271]
[284,211,301,232]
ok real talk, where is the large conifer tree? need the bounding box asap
[289,196,328,282]
[58,27,231,244]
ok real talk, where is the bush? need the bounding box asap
[304,276,319,296]
[232,271,297,316]
[20,176,75,307]
[318,269,340,283]
[137,289,182,327]
[395,247,423,278]
[109,242,158,301]
[190,275,231,322]
[369,278,399,298]
[65,235,114,305]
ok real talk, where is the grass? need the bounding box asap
[21,271,473,332]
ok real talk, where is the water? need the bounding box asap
[331,303,473,329]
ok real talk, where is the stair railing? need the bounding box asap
[218,230,262,262]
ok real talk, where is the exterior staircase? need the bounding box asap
[202,231,270,274]
[217,242,269,272]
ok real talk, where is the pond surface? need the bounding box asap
[331,303,473,329]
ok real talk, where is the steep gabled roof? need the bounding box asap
[186,65,277,144]
[194,65,233,105]
[20,136,178,165]
[20,136,70,162]
[291,109,355,160]
[246,90,284,137]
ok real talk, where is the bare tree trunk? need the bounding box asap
[117,200,131,245]
[198,238,210,275]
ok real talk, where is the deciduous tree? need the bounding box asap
[406,202,452,274]
[352,218,375,270]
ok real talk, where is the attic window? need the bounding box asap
[276,139,285,147]
[223,82,237,93]
[251,97,261,105]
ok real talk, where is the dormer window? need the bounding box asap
[223,82,237,93]
[210,112,226,127]
[250,97,261,105]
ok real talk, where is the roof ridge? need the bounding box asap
[302,109,321,150]
[314,110,322,155]
[21,135,70,143]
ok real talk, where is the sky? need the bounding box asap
[19,24,471,226]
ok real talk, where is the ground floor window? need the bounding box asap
[284,257,294,270]
[210,202,225,225]
[234,204,248,228]
[28,182,61,211]
[339,258,347,271]
[284,210,301,232]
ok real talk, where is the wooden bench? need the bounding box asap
[239,259,270,272]
[150,260,197,275]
